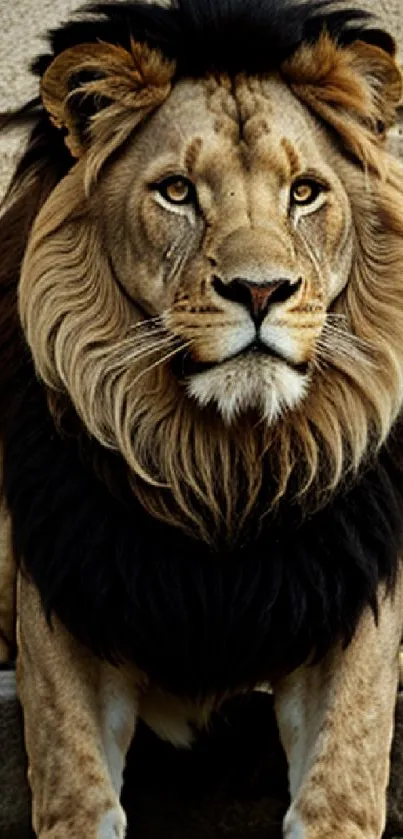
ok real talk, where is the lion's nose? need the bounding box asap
[213,275,301,326]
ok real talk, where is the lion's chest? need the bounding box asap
[4,390,402,700]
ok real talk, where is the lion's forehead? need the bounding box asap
[141,73,328,182]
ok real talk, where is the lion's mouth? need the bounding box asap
[172,340,310,379]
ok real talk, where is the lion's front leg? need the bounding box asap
[17,574,139,839]
[274,576,403,839]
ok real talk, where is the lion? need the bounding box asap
[1,0,403,836]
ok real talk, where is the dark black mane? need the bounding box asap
[33,0,390,81]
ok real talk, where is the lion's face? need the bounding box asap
[99,73,353,422]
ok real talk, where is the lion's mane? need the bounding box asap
[1,0,403,695]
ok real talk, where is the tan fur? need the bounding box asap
[283,34,402,169]
[274,574,403,839]
[19,38,403,543]
[17,574,140,839]
[41,40,175,160]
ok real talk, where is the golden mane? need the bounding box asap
[12,32,403,545]
[18,158,403,544]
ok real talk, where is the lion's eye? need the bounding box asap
[290,179,323,207]
[156,176,195,205]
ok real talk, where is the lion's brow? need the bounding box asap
[281,137,302,179]
[184,138,203,176]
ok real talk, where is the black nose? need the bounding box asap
[213,276,301,325]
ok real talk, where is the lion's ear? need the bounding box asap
[41,40,176,158]
[282,33,402,166]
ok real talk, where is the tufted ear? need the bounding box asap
[41,39,176,158]
[282,32,402,168]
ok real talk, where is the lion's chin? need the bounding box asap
[186,353,310,425]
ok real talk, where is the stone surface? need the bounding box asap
[0,672,32,839]
[0,0,82,197]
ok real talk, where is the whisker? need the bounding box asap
[315,336,377,369]
[126,326,175,342]
[295,226,322,281]
[131,340,193,387]
[321,331,374,355]
[323,316,374,348]
[326,312,349,322]
[99,336,178,374]
[127,318,167,332]
[311,358,325,373]
[312,311,380,372]
[126,337,178,361]
[165,230,193,284]
[113,336,178,366]
[126,308,178,335]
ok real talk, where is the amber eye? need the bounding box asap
[291,179,323,207]
[156,176,195,206]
